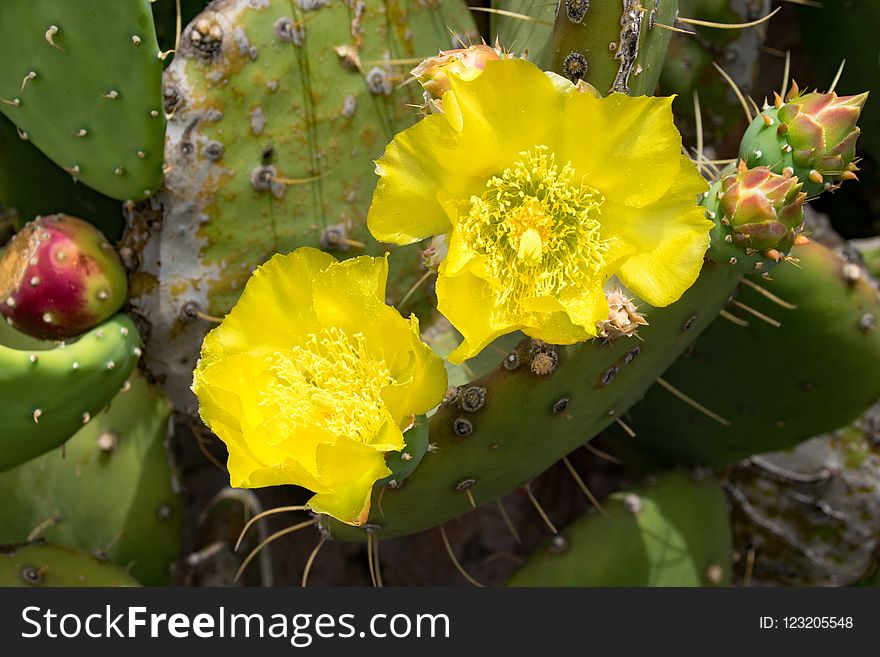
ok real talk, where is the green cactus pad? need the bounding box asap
[0,542,140,587]
[616,243,880,468]
[0,313,142,472]
[542,0,677,96]
[128,0,477,410]
[0,373,182,586]
[0,114,124,241]
[507,471,732,586]
[0,0,165,200]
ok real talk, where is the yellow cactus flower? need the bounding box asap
[191,248,447,526]
[368,59,712,363]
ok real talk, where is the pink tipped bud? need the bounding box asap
[0,214,127,339]
[718,167,807,253]
[781,89,868,181]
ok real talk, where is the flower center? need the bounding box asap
[263,326,395,443]
[459,145,611,310]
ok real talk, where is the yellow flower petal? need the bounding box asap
[556,93,683,208]
[203,247,333,358]
[437,267,523,363]
[604,156,712,306]
[308,439,392,526]
[443,59,561,175]
[367,114,461,244]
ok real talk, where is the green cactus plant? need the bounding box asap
[507,471,732,586]
[541,0,677,95]
[610,241,880,468]
[0,0,165,200]
[0,313,142,472]
[0,542,140,587]
[0,372,182,586]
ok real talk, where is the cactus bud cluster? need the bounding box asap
[740,84,868,195]
[0,214,127,339]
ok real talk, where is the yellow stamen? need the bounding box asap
[459,145,610,313]
[262,327,395,443]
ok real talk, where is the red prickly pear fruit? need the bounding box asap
[0,214,127,339]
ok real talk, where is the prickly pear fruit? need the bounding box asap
[740,86,868,195]
[0,214,127,339]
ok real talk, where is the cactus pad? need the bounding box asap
[0,373,182,586]
[0,0,165,200]
[0,542,139,587]
[507,471,732,586]
[618,243,880,468]
[0,313,142,471]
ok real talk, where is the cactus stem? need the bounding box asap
[677,7,779,30]
[233,504,310,552]
[495,499,522,545]
[712,61,753,122]
[561,456,606,516]
[523,483,558,534]
[730,299,782,328]
[719,308,749,327]
[655,376,731,426]
[439,524,485,587]
[301,536,327,588]
[740,277,797,310]
[613,416,637,438]
[235,518,316,583]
